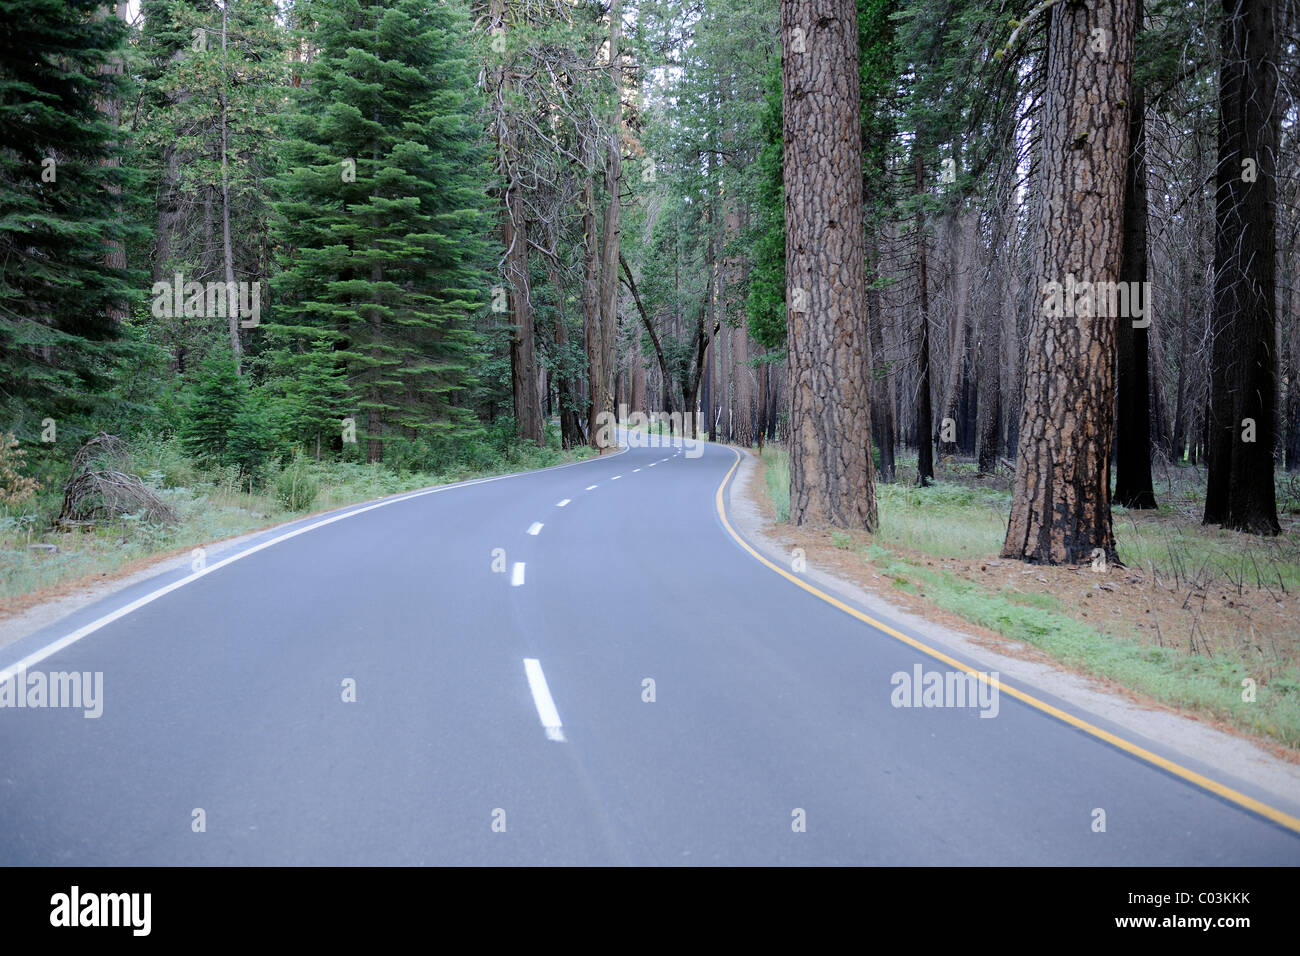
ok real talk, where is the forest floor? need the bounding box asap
[0,434,596,619]
[746,445,1300,754]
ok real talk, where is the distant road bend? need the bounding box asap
[1,434,1298,865]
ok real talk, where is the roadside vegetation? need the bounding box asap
[0,423,591,610]
[753,444,1300,751]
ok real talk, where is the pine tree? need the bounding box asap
[270,0,493,463]
[0,0,144,435]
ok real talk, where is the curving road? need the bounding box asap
[1,436,1298,864]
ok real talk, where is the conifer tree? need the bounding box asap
[270,0,493,463]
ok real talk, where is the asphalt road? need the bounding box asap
[1,437,1298,864]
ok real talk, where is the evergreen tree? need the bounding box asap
[269,0,493,463]
[180,352,252,465]
[0,0,144,435]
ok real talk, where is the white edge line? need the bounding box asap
[523,657,565,742]
[0,447,630,683]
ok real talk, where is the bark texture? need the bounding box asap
[1203,0,1281,533]
[1002,0,1134,564]
[781,0,876,528]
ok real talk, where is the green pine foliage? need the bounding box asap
[179,352,268,473]
[269,0,494,463]
[0,0,145,437]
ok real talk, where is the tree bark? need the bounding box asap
[913,148,934,486]
[1204,0,1281,533]
[591,0,623,446]
[1114,9,1157,509]
[1002,0,1134,565]
[781,0,876,528]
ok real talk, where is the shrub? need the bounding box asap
[0,433,40,507]
[275,457,319,512]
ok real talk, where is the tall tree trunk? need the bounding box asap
[95,4,129,324]
[219,3,242,371]
[781,0,876,529]
[504,202,542,443]
[1114,9,1157,509]
[975,300,1001,475]
[1002,0,1134,565]
[1204,0,1281,534]
[542,252,582,450]
[1287,267,1300,471]
[582,175,601,441]
[591,0,623,446]
[867,227,895,481]
[938,210,976,457]
[913,149,934,486]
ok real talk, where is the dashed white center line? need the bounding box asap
[527,522,543,536]
[611,475,621,480]
[660,458,669,462]
[511,562,526,586]
[585,484,598,490]
[648,463,656,467]
[523,658,566,742]
[633,468,641,473]
[556,499,570,507]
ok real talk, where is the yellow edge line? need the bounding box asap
[714,446,1300,836]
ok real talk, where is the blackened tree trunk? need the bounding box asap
[1002,0,1134,565]
[976,302,1001,475]
[1204,0,1281,534]
[1114,9,1157,509]
[781,0,876,528]
[913,149,934,486]
[868,241,896,482]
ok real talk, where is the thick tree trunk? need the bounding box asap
[1204,0,1281,533]
[781,0,876,528]
[1114,21,1157,509]
[1002,0,1134,565]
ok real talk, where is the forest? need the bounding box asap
[1,0,1298,596]
[5,0,1300,871]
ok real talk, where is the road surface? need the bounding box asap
[2,437,1298,864]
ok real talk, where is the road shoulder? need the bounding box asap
[722,446,1300,819]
